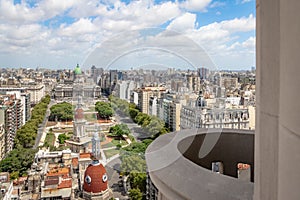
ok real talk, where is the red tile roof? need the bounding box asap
[45,178,59,186]
[58,179,72,189]
[47,167,69,177]
[80,153,91,159]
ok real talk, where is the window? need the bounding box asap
[85,175,91,184]
[102,173,108,182]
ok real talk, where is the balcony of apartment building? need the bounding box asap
[146,128,254,200]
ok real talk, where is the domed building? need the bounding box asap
[82,158,113,200]
[74,64,85,83]
[74,64,82,75]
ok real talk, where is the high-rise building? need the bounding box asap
[0,94,23,154]
[138,90,150,114]
[91,66,104,84]
[21,92,31,123]
[130,91,139,105]
[25,83,45,105]
[136,87,166,114]
[149,96,158,116]
[0,124,5,160]
[115,81,128,100]
[109,70,118,93]
[198,67,210,80]
[157,93,185,132]
[187,74,201,93]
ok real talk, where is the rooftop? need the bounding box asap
[79,152,92,159]
[47,167,70,177]
[41,187,72,198]
[57,179,72,189]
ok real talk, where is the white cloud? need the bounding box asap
[0,0,78,24]
[0,0,255,69]
[228,37,255,52]
[103,1,181,28]
[181,0,212,12]
[0,23,49,52]
[185,14,255,45]
[241,0,252,3]
[210,1,226,8]
[168,14,256,68]
[58,18,98,36]
[220,14,255,32]
[167,13,196,32]
[0,0,42,24]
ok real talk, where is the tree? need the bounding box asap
[109,124,130,137]
[123,142,147,153]
[129,170,147,192]
[10,171,19,180]
[58,133,70,144]
[146,116,165,135]
[120,153,146,173]
[0,148,37,178]
[95,101,114,119]
[129,188,143,200]
[135,113,150,125]
[49,102,73,121]
[129,108,139,120]
[119,123,130,135]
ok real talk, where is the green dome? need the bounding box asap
[74,64,82,75]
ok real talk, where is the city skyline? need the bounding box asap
[0,0,255,70]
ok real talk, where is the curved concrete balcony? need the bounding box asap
[146,129,254,200]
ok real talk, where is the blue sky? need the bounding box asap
[0,0,255,70]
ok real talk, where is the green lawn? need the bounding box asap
[44,132,55,146]
[52,127,73,133]
[86,106,96,112]
[111,139,128,146]
[102,138,127,148]
[102,142,115,148]
[104,149,119,158]
[84,113,97,121]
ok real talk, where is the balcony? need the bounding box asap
[146,129,254,200]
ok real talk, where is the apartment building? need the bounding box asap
[219,77,238,89]
[0,94,23,154]
[187,74,201,93]
[180,92,249,130]
[0,125,5,160]
[136,87,166,115]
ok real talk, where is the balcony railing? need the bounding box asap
[146,128,254,200]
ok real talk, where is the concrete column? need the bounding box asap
[256,0,300,199]
[255,0,280,199]
[278,1,300,199]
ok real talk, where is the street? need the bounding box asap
[114,110,152,141]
